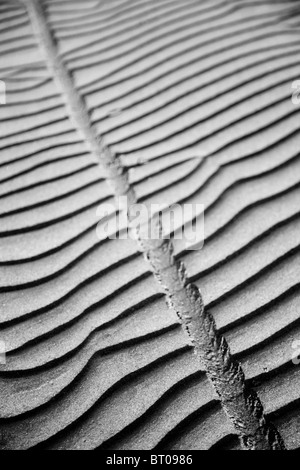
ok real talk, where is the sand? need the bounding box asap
[0,0,299,450]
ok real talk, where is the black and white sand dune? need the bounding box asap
[0,0,300,450]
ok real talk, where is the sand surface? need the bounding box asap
[0,0,300,450]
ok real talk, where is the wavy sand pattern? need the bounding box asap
[0,0,300,450]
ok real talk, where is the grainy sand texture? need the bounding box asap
[0,0,300,451]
